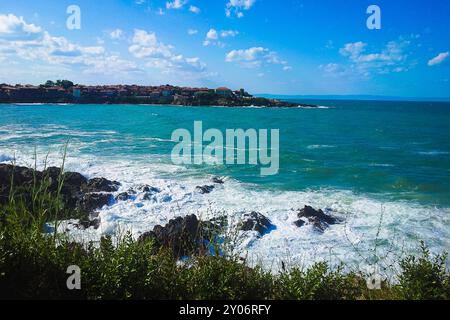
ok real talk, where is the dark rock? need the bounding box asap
[116,192,130,201]
[85,177,120,192]
[138,185,160,193]
[212,177,224,184]
[200,216,228,238]
[298,205,338,224]
[142,192,157,201]
[138,214,200,256]
[0,164,119,219]
[0,165,32,204]
[293,219,305,227]
[137,230,158,244]
[208,216,228,229]
[76,193,112,215]
[239,212,274,236]
[62,171,88,191]
[78,217,101,229]
[127,188,137,195]
[42,167,88,192]
[196,185,215,194]
[295,205,340,232]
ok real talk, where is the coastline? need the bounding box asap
[0,102,317,108]
[0,83,318,108]
[1,161,449,300]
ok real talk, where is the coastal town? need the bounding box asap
[0,81,313,107]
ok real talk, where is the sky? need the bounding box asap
[0,0,449,97]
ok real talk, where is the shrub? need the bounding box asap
[395,242,449,300]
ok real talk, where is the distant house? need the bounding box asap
[72,88,81,98]
[215,87,233,98]
[162,89,174,97]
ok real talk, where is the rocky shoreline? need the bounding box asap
[0,164,341,255]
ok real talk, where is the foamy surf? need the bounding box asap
[4,147,449,276]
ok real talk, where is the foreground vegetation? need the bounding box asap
[0,166,449,300]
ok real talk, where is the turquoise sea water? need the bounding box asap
[1,100,449,205]
[1,101,449,271]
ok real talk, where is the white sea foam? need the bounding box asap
[417,150,450,156]
[307,145,336,149]
[5,145,448,277]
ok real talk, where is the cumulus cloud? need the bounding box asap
[203,28,220,47]
[166,0,187,10]
[206,29,218,40]
[129,29,206,73]
[129,29,173,59]
[225,46,290,70]
[337,39,412,77]
[0,13,142,77]
[203,29,238,47]
[225,0,256,18]
[187,29,198,35]
[220,30,239,38]
[428,52,449,66]
[0,13,42,39]
[189,5,201,14]
[109,29,124,40]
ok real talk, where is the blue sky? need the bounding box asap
[0,0,449,97]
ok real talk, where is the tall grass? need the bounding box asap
[0,162,448,300]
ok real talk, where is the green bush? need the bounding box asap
[395,242,450,300]
[275,263,362,300]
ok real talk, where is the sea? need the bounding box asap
[1,100,449,276]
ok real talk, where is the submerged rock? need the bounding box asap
[212,177,225,184]
[294,205,340,232]
[115,192,130,201]
[78,217,101,229]
[138,185,160,193]
[196,185,215,194]
[239,211,274,236]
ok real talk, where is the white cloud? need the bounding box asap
[319,63,347,77]
[189,5,201,14]
[339,41,366,60]
[109,29,124,40]
[129,29,173,59]
[0,13,210,83]
[0,13,41,39]
[166,0,187,10]
[337,39,412,77]
[187,29,198,35]
[203,29,238,47]
[0,13,140,77]
[428,52,449,66]
[220,30,239,38]
[206,29,218,40]
[129,29,206,73]
[203,29,220,47]
[225,46,290,70]
[225,0,256,18]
